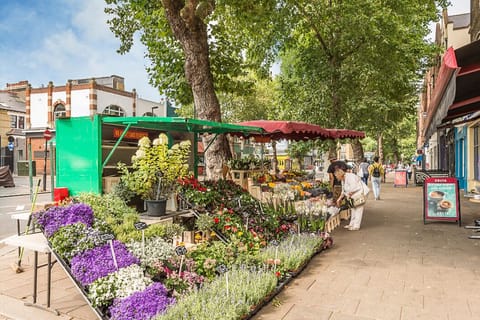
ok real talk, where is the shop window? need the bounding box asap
[102,105,125,117]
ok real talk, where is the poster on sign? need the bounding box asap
[423,177,461,226]
[394,170,407,187]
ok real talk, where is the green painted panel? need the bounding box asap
[56,116,102,195]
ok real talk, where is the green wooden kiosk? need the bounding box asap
[55,115,263,196]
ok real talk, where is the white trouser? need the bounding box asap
[371,177,381,199]
[349,205,364,229]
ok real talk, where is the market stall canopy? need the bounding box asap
[102,116,265,135]
[327,128,365,139]
[236,120,332,141]
[236,120,364,141]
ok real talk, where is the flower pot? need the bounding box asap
[145,198,168,217]
[128,194,145,213]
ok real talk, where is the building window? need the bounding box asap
[102,105,125,117]
[9,115,25,129]
[9,115,16,128]
[54,104,66,119]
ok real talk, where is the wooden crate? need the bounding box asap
[103,176,121,194]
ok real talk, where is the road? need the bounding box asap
[0,193,52,239]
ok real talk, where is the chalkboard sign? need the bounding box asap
[216,264,227,274]
[101,233,115,241]
[175,246,187,256]
[423,177,461,226]
[394,170,407,187]
[134,222,148,230]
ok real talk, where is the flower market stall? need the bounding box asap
[14,116,364,319]
[27,173,332,320]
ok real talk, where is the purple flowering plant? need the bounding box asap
[33,203,95,238]
[108,282,175,320]
[71,240,139,286]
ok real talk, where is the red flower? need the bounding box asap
[275,271,281,278]
[224,225,231,230]
[213,217,220,224]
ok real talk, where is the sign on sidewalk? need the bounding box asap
[423,177,461,226]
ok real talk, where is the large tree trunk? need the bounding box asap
[163,0,226,180]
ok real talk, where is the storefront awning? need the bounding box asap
[442,40,480,123]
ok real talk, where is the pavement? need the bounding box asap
[1,173,480,320]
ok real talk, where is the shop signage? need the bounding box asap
[112,127,149,140]
[423,177,461,226]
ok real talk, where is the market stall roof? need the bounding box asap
[102,116,265,135]
[327,128,365,139]
[236,120,365,141]
[236,120,332,141]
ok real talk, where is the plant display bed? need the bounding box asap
[32,177,332,320]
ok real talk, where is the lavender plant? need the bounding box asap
[108,282,175,320]
[156,267,277,320]
[33,203,94,238]
[70,240,139,286]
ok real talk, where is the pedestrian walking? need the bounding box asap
[368,156,384,200]
[334,168,367,230]
[358,158,370,185]
[406,163,412,181]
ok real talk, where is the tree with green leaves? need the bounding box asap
[105,0,291,179]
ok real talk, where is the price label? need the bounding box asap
[216,264,227,274]
[175,246,187,256]
[134,222,148,230]
[270,240,279,247]
[101,233,115,241]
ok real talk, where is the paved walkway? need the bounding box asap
[1,173,479,319]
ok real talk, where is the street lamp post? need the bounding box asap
[151,106,158,117]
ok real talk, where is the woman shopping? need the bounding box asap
[335,168,368,231]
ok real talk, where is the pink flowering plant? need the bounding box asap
[151,255,205,297]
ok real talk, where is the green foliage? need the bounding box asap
[157,267,278,320]
[118,134,191,200]
[75,192,177,242]
[49,223,106,262]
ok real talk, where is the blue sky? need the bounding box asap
[0,0,160,101]
[0,0,471,103]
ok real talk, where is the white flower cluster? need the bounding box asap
[273,183,296,201]
[127,237,175,268]
[87,264,152,307]
[296,200,324,216]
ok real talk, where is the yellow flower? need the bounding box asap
[237,231,243,237]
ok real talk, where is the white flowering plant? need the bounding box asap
[126,237,175,275]
[117,133,191,201]
[87,264,152,307]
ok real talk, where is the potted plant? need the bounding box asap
[118,133,191,216]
